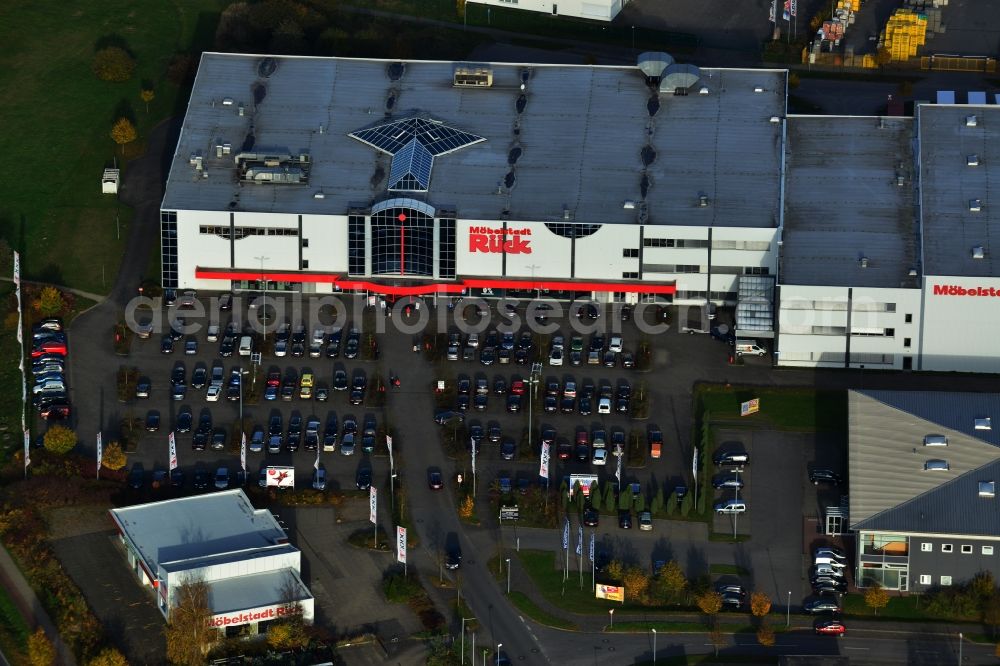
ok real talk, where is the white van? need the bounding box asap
[735,339,767,357]
[714,499,747,514]
[238,335,253,356]
[813,557,847,569]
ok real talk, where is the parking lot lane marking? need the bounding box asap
[844,647,870,650]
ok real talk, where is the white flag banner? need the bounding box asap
[386,434,394,470]
[562,519,570,551]
[396,526,407,564]
[23,429,30,469]
[589,533,595,563]
[769,0,777,23]
[576,525,583,556]
[168,431,178,471]
[615,445,623,482]
[692,448,699,483]
[313,446,320,470]
[369,486,377,525]
[240,431,247,473]
[790,0,797,16]
[13,251,20,287]
[539,441,550,480]
[471,439,477,475]
[96,432,103,478]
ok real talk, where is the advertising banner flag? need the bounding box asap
[539,441,550,480]
[13,251,20,286]
[692,448,699,483]
[471,439,477,474]
[576,525,583,556]
[168,431,178,471]
[783,0,791,20]
[562,519,570,550]
[595,584,625,602]
[589,532,595,562]
[396,526,407,564]
[790,0,797,16]
[23,429,30,469]
[240,432,247,473]
[769,0,777,23]
[96,432,103,478]
[369,486,377,525]
[313,446,320,470]
[615,446,623,482]
[386,435,394,470]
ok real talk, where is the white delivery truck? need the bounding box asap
[735,339,767,357]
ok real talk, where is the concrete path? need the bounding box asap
[0,545,77,665]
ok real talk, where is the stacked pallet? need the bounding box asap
[878,9,928,61]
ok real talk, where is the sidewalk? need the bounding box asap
[0,545,77,665]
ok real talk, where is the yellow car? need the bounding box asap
[299,373,314,399]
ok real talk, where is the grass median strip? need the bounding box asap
[508,592,577,630]
[697,385,847,432]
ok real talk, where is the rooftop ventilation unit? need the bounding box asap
[970,199,982,212]
[623,200,636,210]
[924,459,950,471]
[313,191,325,199]
[975,417,992,430]
[968,154,980,166]
[698,194,710,207]
[770,116,781,123]
[972,246,985,259]
[659,64,701,94]
[966,115,978,127]
[699,87,710,95]
[754,86,765,93]
[637,52,674,79]
[908,268,918,277]
[454,65,493,88]
[980,481,996,498]
[222,97,234,106]
[859,257,869,268]
[923,434,948,447]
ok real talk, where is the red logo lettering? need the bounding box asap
[469,228,533,255]
[933,284,1000,297]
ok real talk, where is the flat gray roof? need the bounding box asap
[781,115,918,288]
[109,490,286,572]
[920,104,1000,277]
[163,53,786,228]
[207,569,311,616]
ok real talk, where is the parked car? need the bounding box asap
[127,463,144,489]
[809,469,843,486]
[583,506,599,527]
[214,467,230,490]
[312,467,327,491]
[250,426,265,453]
[804,597,842,614]
[355,467,372,490]
[813,619,846,636]
[714,500,747,514]
[428,468,444,490]
[145,410,160,432]
[638,511,653,531]
[618,510,632,529]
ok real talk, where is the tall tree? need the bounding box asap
[27,628,55,666]
[864,583,889,616]
[750,591,772,617]
[140,87,155,113]
[110,117,137,156]
[164,580,219,665]
[652,560,687,605]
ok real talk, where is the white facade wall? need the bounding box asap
[574,224,641,280]
[777,285,920,369]
[467,0,622,21]
[456,219,505,277]
[920,276,1000,373]
[504,221,573,278]
[176,209,232,291]
[162,551,302,591]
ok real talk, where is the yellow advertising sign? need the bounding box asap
[595,584,624,602]
[740,398,760,417]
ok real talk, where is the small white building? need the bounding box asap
[109,490,314,637]
[466,0,629,21]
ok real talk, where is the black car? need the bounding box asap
[171,362,186,386]
[127,464,144,489]
[578,396,592,416]
[192,467,210,490]
[176,409,193,433]
[811,577,848,592]
[804,597,842,614]
[219,338,234,357]
[488,424,501,443]
[583,506,599,527]
[445,533,462,570]
[211,428,227,451]
[192,429,208,451]
[712,474,744,490]
[456,395,470,412]
[333,370,348,391]
[435,411,464,425]
[500,438,516,460]
[543,395,557,413]
[493,377,507,395]
[616,398,629,414]
[170,468,185,488]
[356,467,372,490]
[191,365,207,389]
[721,593,743,611]
[469,424,484,446]
[809,469,844,486]
[618,510,632,529]
[473,394,488,411]
[269,414,283,436]
[350,388,365,406]
[145,410,160,431]
[479,347,496,366]
[507,394,522,413]
[560,396,575,413]
[575,443,589,462]
[428,468,444,489]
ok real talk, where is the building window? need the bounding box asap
[301,260,309,269]
[812,326,847,335]
[439,217,456,279]
[942,544,953,553]
[941,575,953,586]
[623,248,639,258]
[904,338,911,348]
[984,546,994,555]
[348,215,366,276]
[743,266,770,275]
[545,223,600,238]
[643,238,667,248]
[919,574,932,585]
[622,272,639,279]
[885,328,895,337]
[372,205,434,276]
[160,211,178,289]
[921,542,932,552]
[885,303,896,312]
[905,313,913,323]
[961,544,973,554]
[302,238,309,248]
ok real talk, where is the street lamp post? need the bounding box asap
[609,608,614,629]
[652,628,657,665]
[959,632,963,664]
[786,590,791,627]
[496,643,502,666]
[460,617,476,665]
[255,255,270,337]
[506,558,511,594]
[526,263,541,301]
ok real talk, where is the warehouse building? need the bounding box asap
[848,390,1000,592]
[466,0,630,22]
[161,52,1000,373]
[109,490,314,635]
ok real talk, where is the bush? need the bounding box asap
[28,628,55,666]
[43,425,77,455]
[696,590,723,616]
[750,591,772,617]
[100,442,127,471]
[757,622,776,646]
[86,647,128,666]
[116,366,139,403]
[35,287,66,317]
[92,47,135,82]
[864,583,889,616]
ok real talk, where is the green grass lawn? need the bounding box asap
[840,593,978,622]
[0,0,225,295]
[697,385,847,432]
[0,581,30,661]
[508,591,578,630]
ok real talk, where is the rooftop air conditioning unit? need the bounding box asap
[754,86,764,93]
[979,481,996,498]
[222,97,234,106]
[698,194,710,207]
[454,66,493,88]
[975,417,992,430]
[770,116,781,123]
[923,434,948,447]
[966,115,978,127]
[699,87,710,95]
[970,199,982,212]
[968,154,980,166]
[972,246,985,259]
[859,257,869,268]
[623,200,636,209]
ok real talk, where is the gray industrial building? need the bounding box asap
[849,390,1000,592]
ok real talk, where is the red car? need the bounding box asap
[266,371,281,387]
[813,619,846,636]
[39,403,71,420]
[31,341,66,358]
[557,442,572,460]
[510,379,525,396]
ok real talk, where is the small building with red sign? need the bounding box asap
[109,490,314,636]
